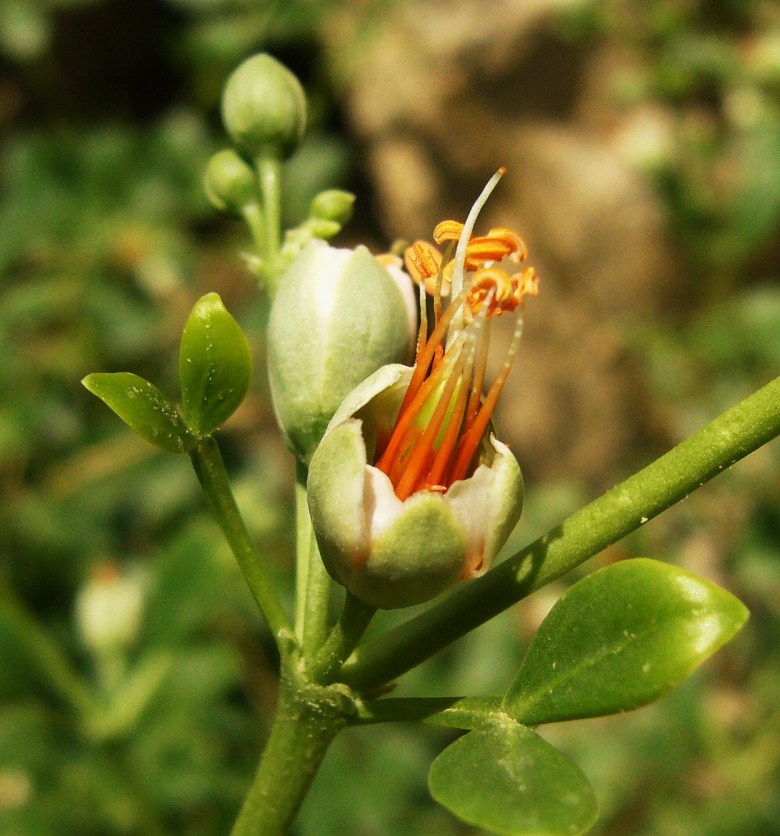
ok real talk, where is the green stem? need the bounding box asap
[340,375,780,691]
[302,531,331,660]
[309,592,376,683]
[241,202,267,257]
[355,695,502,730]
[254,155,281,263]
[0,579,94,717]
[231,672,348,834]
[294,464,311,645]
[296,462,332,661]
[190,436,292,648]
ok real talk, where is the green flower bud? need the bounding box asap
[204,149,256,214]
[221,53,307,160]
[310,189,355,227]
[267,240,416,463]
[307,366,524,609]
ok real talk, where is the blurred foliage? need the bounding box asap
[0,0,777,833]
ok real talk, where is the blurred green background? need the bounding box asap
[0,1,778,833]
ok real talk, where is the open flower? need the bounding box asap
[308,169,537,608]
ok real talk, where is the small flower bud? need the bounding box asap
[204,149,256,214]
[76,563,144,655]
[310,189,355,227]
[267,240,415,463]
[221,53,307,160]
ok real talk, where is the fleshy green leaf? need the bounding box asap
[179,292,251,436]
[82,372,194,453]
[505,558,749,725]
[428,719,597,835]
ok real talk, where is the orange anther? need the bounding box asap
[404,240,443,285]
[511,267,538,306]
[467,266,517,316]
[433,220,464,244]
[486,228,527,261]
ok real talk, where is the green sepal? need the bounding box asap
[505,558,749,726]
[179,292,252,437]
[428,718,597,836]
[81,372,194,453]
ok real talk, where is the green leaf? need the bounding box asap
[82,372,194,453]
[179,292,251,436]
[505,559,749,725]
[428,719,597,835]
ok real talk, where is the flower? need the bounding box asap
[307,169,537,608]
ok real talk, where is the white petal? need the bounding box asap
[363,465,405,542]
[442,464,493,575]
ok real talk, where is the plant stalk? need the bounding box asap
[255,155,281,264]
[231,672,348,834]
[190,436,292,647]
[309,592,376,683]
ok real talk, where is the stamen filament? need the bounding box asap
[375,329,467,476]
[394,351,468,500]
[394,289,466,424]
[464,316,491,433]
[447,314,524,484]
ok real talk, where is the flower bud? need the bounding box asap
[76,563,144,655]
[221,53,307,160]
[267,240,416,463]
[310,189,355,227]
[307,367,524,609]
[204,149,256,214]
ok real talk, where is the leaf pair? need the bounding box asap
[82,293,251,450]
[429,559,748,835]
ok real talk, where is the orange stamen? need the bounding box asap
[447,315,524,484]
[394,354,466,500]
[376,168,537,500]
[463,318,490,433]
[404,240,444,296]
[375,327,466,476]
[424,366,470,489]
[433,220,464,244]
[467,266,516,316]
[393,289,466,424]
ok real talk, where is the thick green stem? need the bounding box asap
[309,592,376,683]
[340,375,780,691]
[190,436,292,647]
[231,673,349,834]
